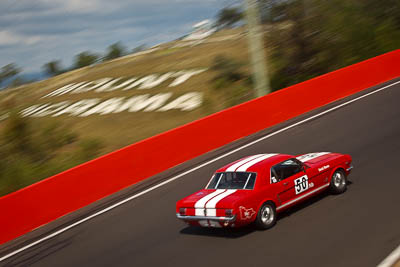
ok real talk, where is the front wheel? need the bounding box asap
[255,202,276,230]
[329,169,347,194]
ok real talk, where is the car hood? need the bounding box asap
[297,152,342,168]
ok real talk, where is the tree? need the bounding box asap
[103,42,126,61]
[211,55,244,82]
[215,7,243,29]
[0,112,88,196]
[259,0,290,23]
[43,60,63,76]
[78,138,103,162]
[2,112,32,154]
[73,51,99,69]
[9,76,35,87]
[265,0,400,91]
[132,44,147,54]
[0,64,21,87]
[210,54,253,107]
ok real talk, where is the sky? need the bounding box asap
[0,0,231,74]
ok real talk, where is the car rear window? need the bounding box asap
[206,172,257,190]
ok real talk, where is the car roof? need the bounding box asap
[216,154,293,173]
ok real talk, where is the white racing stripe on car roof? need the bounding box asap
[296,152,330,162]
[236,153,277,172]
[225,154,265,172]
[194,189,225,216]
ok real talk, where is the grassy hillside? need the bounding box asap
[0,28,255,196]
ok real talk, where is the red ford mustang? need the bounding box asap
[176,152,353,229]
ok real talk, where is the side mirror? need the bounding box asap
[302,163,309,172]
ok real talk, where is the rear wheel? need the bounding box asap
[329,169,347,194]
[255,202,276,230]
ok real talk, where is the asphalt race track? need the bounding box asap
[1,79,400,267]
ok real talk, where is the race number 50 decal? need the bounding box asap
[294,175,309,194]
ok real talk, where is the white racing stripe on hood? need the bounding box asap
[194,189,225,216]
[296,152,330,162]
[226,154,265,172]
[236,153,277,172]
[204,189,237,216]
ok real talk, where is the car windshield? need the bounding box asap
[206,172,257,190]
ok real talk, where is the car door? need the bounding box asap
[271,159,309,205]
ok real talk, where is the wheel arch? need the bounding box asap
[328,165,348,194]
[329,166,347,182]
[257,199,277,213]
[254,199,278,229]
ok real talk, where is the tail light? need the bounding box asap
[225,209,233,216]
[179,208,186,215]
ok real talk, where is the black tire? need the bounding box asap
[255,202,277,230]
[329,169,347,194]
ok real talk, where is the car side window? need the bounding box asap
[271,159,303,183]
[271,168,279,183]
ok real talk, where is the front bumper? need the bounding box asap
[176,214,236,222]
[346,165,353,172]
